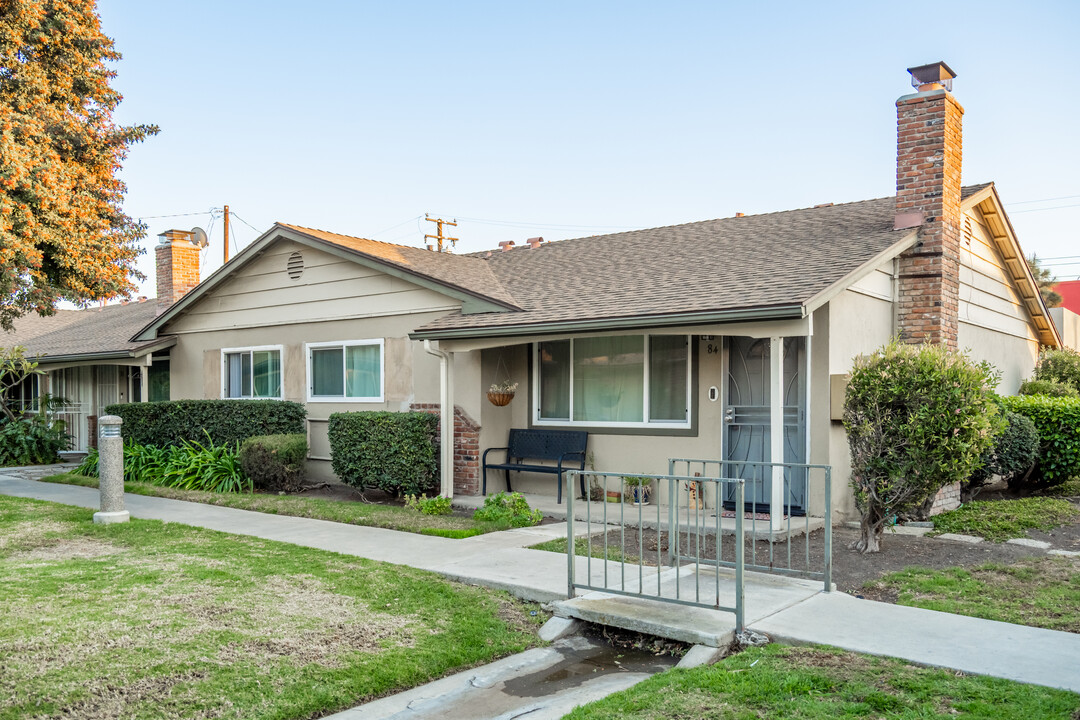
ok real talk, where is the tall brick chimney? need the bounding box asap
[155,229,201,308]
[895,61,963,349]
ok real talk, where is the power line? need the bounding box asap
[1008,194,1080,206]
[434,213,642,232]
[1010,203,1080,214]
[369,215,424,238]
[136,210,214,221]
[229,212,261,234]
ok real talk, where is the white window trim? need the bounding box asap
[305,339,385,403]
[220,345,285,400]
[532,334,692,429]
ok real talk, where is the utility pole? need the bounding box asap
[223,205,231,263]
[424,214,458,253]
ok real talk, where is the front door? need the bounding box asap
[723,336,807,514]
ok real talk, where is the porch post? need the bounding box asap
[139,366,148,403]
[423,340,455,499]
[770,336,785,533]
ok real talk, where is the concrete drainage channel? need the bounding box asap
[329,618,715,720]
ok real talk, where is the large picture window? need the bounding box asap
[535,335,690,427]
[306,340,383,402]
[222,346,282,399]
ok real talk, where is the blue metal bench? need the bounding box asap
[482,428,588,504]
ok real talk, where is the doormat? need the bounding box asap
[719,510,787,521]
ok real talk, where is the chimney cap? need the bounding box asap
[907,61,956,92]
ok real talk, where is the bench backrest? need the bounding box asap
[507,428,588,462]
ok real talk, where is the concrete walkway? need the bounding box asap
[2,471,1080,695]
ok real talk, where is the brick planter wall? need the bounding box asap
[410,403,481,496]
[927,481,962,516]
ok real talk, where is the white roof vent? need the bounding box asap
[287,251,304,280]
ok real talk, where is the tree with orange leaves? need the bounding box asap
[0,0,157,330]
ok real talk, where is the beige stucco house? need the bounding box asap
[7,63,1059,522]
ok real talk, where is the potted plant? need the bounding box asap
[487,380,518,406]
[623,476,653,505]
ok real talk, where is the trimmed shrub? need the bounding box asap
[844,341,1003,553]
[473,492,542,528]
[104,399,306,448]
[328,411,438,497]
[966,410,1039,497]
[239,434,307,492]
[1032,347,1080,393]
[0,416,70,466]
[1018,379,1079,398]
[1001,395,1080,487]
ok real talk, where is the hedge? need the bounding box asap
[239,434,308,492]
[104,400,306,448]
[1018,379,1079,398]
[1001,395,1080,486]
[328,411,438,497]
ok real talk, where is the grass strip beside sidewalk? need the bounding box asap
[865,555,1080,633]
[563,644,1080,719]
[0,494,544,720]
[40,472,499,537]
[930,497,1078,542]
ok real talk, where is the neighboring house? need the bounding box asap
[1049,280,1080,349]
[128,62,1058,520]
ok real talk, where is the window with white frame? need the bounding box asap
[534,335,690,427]
[222,346,282,399]
[306,340,383,402]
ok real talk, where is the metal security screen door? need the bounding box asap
[723,337,807,514]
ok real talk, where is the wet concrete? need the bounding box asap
[328,635,677,720]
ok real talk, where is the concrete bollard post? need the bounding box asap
[93,415,129,525]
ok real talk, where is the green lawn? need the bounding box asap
[529,534,645,565]
[930,497,1078,542]
[41,472,503,538]
[865,555,1080,632]
[564,644,1080,719]
[0,495,544,720]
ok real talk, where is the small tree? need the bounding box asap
[1027,254,1062,309]
[843,341,1002,553]
[1032,346,1080,394]
[0,346,43,422]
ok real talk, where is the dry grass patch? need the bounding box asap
[0,495,544,720]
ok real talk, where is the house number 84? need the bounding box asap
[706,343,720,354]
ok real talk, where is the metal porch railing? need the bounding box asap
[565,470,747,632]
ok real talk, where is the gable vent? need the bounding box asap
[287,251,304,280]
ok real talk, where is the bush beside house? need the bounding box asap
[328,411,439,497]
[1030,347,1080,393]
[1001,395,1080,487]
[844,341,1002,553]
[965,410,1039,498]
[104,399,306,447]
[239,434,308,492]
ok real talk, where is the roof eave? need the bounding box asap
[410,304,806,341]
[965,184,1061,347]
[32,336,177,365]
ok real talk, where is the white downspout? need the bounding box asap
[423,340,455,499]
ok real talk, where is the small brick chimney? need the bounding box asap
[156,229,201,308]
[895,61,963,349]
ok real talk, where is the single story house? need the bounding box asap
[6,63,1059,521]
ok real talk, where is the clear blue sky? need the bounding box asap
[97,0,1080,296]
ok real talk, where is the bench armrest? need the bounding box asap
[482,446,510,465]
[556,450,586,472]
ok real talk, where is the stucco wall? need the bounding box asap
[826,286,897,520]
[1050,307,1080,352]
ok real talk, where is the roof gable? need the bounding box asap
[135,223,520,341]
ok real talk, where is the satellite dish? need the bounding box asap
[190,226,209,248]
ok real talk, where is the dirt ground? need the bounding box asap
[285,482,1080,598]
[578,514,1080,598]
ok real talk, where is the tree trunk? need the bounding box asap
[851,508,884,553]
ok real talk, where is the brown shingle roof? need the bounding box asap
[277,223,520,309]
[412,189,994,337]
[2,302,169,362]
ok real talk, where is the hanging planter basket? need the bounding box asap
[487,390,515,406]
